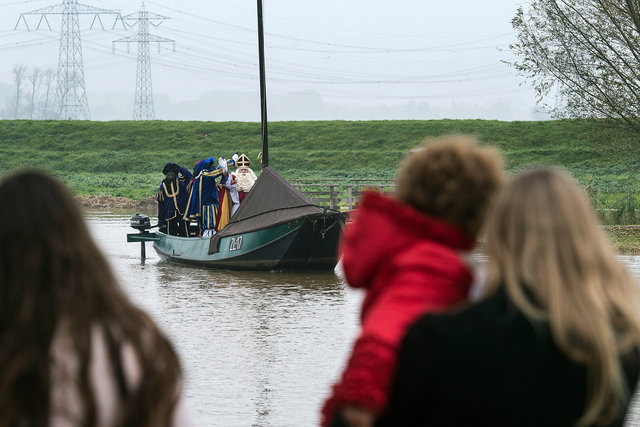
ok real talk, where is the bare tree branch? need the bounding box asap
[510,0,640,133]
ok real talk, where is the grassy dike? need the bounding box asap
[1,118,640,249]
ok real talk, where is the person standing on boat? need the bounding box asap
[234,153,257,202]
[157,162,192,237]
[216,154,240,229]
[221,171,240,217]
[321,135,505,427]
[184,156,236,237]
[217,153,245,222]
[217,157,241,229]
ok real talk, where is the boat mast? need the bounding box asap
[257,0,269,168]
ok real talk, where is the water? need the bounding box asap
[87,211,361,427]
[87,212,640,426]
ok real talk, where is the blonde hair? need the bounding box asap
[395,135,504,238]
[485,167,640,426]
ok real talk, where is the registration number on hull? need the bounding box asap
[229,236,243,251]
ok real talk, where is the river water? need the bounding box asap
[87,211,640,426]
[88,211,360,427]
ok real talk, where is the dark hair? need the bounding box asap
[395,135,504,238]
[0,169,181,426]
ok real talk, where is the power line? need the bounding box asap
[5,2,527,109]
[78,28,514,87]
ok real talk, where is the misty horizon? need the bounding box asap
[0,0,548,122]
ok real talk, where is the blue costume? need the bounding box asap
[157,163,192,236]
[184,157,236,234]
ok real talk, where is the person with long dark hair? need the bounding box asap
[379,167,640,426]
[0,169,188,426]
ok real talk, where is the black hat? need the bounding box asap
[162,163,180,175]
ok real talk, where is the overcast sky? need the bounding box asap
[0,0,544,121]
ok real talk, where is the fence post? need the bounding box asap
[347,186,353,210]
[329,184,338,210]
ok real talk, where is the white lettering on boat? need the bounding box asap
[229,236,243,251]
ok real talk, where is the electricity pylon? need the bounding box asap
[15,0,122,120]
[113,2,174,121]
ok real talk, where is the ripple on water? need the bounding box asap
[85,213,640,426]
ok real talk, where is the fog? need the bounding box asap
[0,0,546,121]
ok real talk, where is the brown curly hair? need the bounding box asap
[395,134,504,238]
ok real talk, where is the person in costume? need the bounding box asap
[184,155,236,237]
[220,165,240,218]
[321,135,505,427]
[217,153,254,226]
[156,162,192,237]
[217,159,240,230]
[234,153,257,202]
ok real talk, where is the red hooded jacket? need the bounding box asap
[321,192,475,426]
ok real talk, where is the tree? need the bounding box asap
[12,64,26,119]
[41,68,56,119]
[28,67,41,119]
[510,0,640,132]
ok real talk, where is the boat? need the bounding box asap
[128,167,345,270]
[127,0,345,270]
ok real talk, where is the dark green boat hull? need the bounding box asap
[130,217,342,270]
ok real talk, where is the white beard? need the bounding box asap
[236,168,257,192]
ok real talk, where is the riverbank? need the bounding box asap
[602,225,640,255]
[76,195,155,210]
[79,195,640,254]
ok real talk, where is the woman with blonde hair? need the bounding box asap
[378,166,640,426]
[322,135,505,427]
[0,170,189,426]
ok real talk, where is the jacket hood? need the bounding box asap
[341,192,474,289]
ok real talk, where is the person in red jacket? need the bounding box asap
[321,135,505,427]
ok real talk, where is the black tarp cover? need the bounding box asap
[208,167,333,253]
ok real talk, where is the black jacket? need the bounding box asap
[377,288,639,427]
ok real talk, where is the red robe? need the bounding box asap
[321,192,475,425]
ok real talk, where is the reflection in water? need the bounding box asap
[151,264,350,426]
[85,212,640,426]
[87,212,360,427]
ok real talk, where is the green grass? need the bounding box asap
[2,118,640,220]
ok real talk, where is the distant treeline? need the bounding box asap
[1,66,58,120]
[1,118,639,221]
